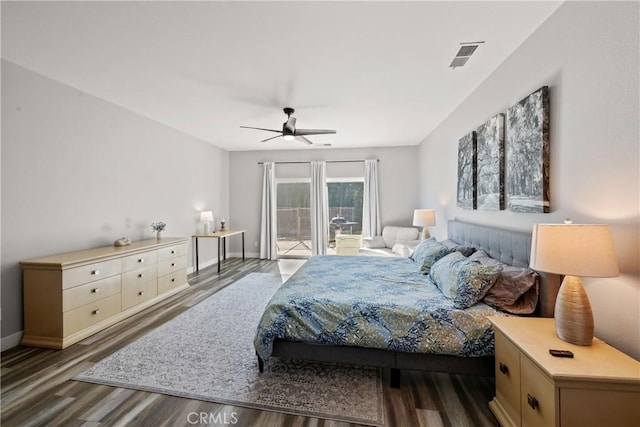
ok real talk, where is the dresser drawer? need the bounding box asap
[62,275,121,312]
[122,265,158,288]
[63,293,121,337]
[122,251,157,273]
[158,268,187,294]
[122,279,158,310]
[521,356,555,427]
[157,243,187,261]
[63,259,121,289]
[560,387,640,427]
[158,256,187,277]
[495,331,521,424]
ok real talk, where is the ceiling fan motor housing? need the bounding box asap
[283,116,296,135]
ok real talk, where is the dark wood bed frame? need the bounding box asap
[257,220,562,387]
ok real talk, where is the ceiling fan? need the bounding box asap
[240,107,336,145]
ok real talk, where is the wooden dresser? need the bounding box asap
[489,316,640,427]
[21,237,189,349]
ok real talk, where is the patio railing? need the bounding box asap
[276,207,359,240]
[276,207,360,256]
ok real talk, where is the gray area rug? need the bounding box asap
[74,273,384,425]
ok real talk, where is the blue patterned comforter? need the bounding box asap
[254,255,508,361]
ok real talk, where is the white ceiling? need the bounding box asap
[2,1,562,151]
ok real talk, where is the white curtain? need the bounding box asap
[362,159,381,238]
[259,162,277,260]
[310,161,329,255]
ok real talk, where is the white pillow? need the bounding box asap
[392,243,410,257]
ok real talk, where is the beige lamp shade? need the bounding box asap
[530,224,619,277]
[413,209,436,239]
[530,223,619,346]
[200,211,214,223]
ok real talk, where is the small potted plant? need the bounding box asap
[151,222,166,240]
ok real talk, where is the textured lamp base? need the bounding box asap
[422,227,431,240]
[203,222,211,234]
[555,275,594,346]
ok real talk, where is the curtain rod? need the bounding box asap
[257,159,379,165]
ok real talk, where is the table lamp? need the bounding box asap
[530,222,619,345]
[200,211,214,234]
[413,209,436,239]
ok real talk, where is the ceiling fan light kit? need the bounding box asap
[240,107,336,145]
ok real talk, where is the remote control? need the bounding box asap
[549,349,574,358]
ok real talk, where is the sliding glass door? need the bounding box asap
[276,177,364,258]
[276,180,312,258]
[327,178,364,251]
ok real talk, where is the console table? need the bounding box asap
[192,229,246,273]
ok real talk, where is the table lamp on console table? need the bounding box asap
[413,209,436,239]
[200,211,214,234]
[530,221,619,346]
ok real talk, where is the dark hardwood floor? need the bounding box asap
[1,258,499,427]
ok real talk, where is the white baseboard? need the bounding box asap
[2,330,23,352]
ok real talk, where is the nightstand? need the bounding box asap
[335,234,362,256]
[489,316,640,427]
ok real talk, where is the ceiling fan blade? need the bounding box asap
[294,129,337,136]
[296,136,314,145]
[240,126,282,133]
[261,135,282,143]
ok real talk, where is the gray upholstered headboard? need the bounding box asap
[448,220,561,318]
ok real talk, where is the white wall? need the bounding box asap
[417,1,639,359]
[229,146,419,256]
[1,60,229,347]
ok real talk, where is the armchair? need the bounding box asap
[359,226,421,257]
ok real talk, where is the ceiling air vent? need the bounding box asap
[449,41,485,69]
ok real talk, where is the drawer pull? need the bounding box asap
[91,288,99,294]
[138,291,145,296]
[92,309,100,315]
[499,362,509,375]
[171,278,176,282]
[138,273,144,278]
[138,258,144,263]
[527,394,539,410]
[171,263,176,267]
[91,270,100,276]
[171,250,176,254]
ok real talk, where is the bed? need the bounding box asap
[254,220,561,386]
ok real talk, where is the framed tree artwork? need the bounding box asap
[457,131,477,209]
[476,113,505,210]
[506,86,550,213]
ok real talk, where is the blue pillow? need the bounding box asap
[429,251,502,309]
[410,238,455,274]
